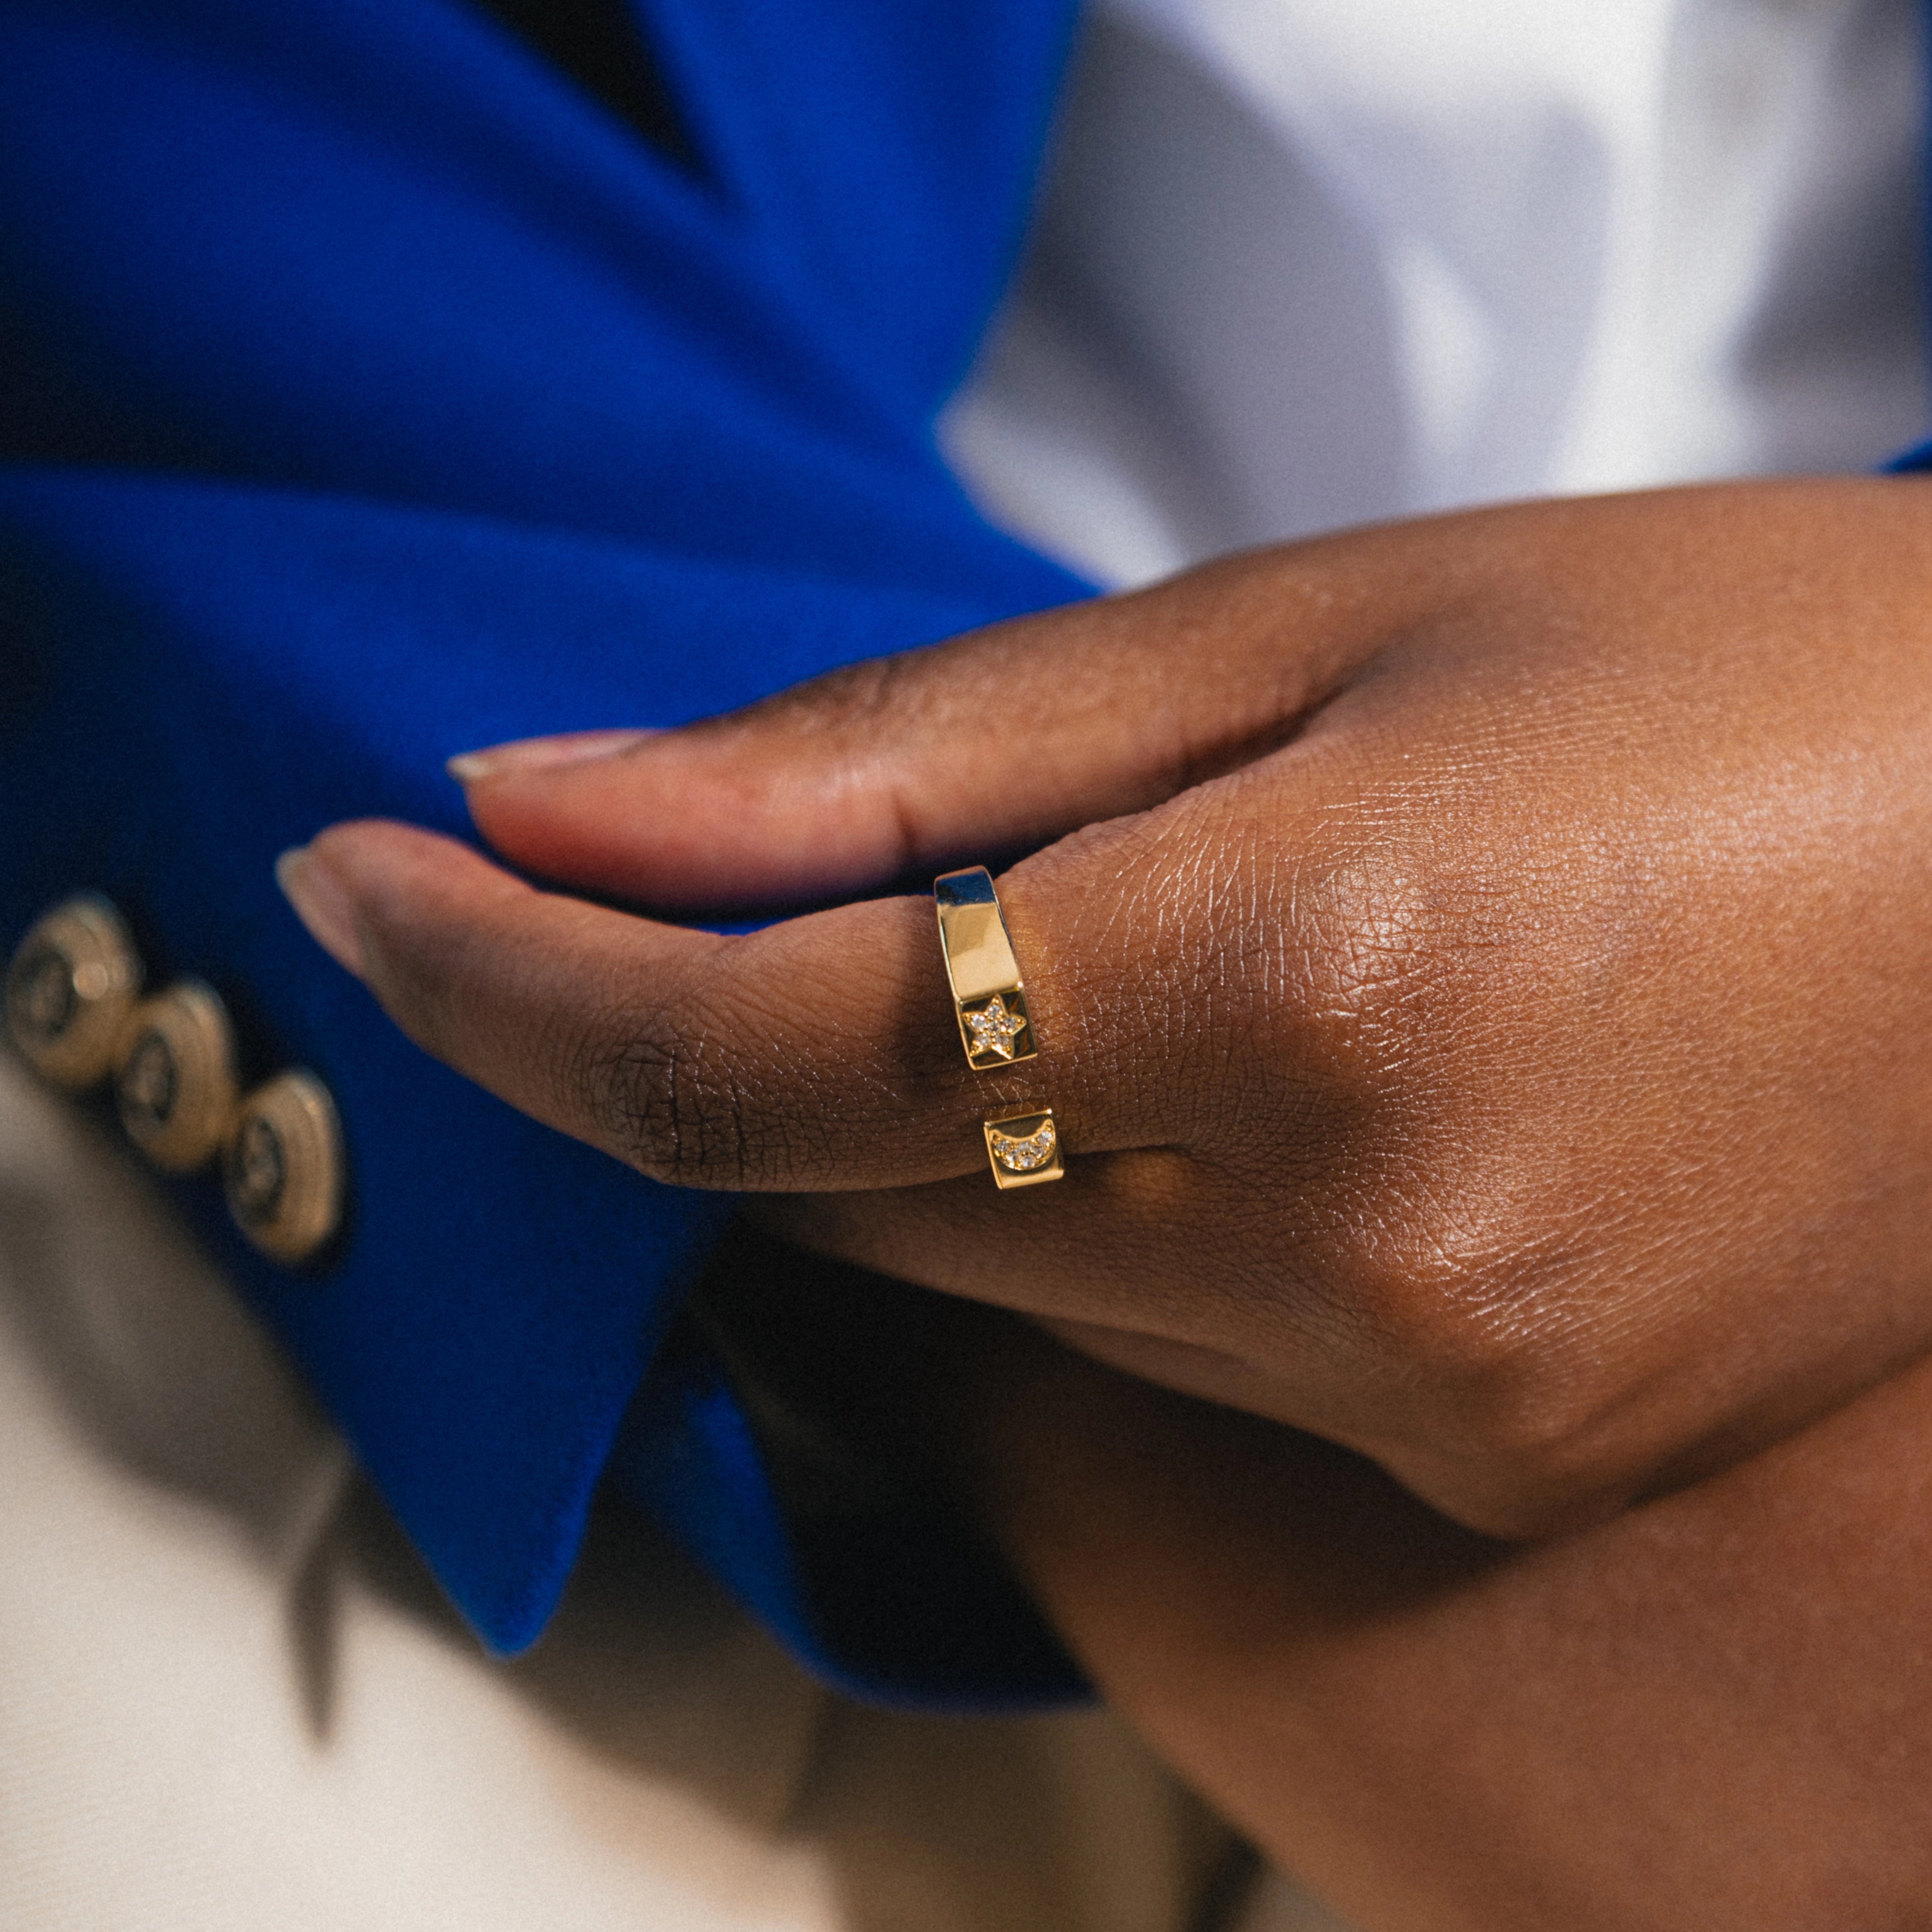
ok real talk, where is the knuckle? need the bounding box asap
[1286,831,1458,1081]
[567,960,864,1191]
[1059,801,1458,1136]
[1023,813,1237,1131]
[568,980,765,1190]
[1340,1177,1617,1497]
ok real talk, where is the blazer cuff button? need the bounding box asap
[115,980,241,1173]
[225,1070,345,1266]
[5,896,144,1090]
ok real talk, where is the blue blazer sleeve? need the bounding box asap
[0,0,1088,1705]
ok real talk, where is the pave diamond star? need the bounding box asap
[964,993,1028,1061]
[990,1119,1058,1172]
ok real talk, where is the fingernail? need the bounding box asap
[446,728,656,785]
[276,846,368,979]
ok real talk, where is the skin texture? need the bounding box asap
[961,1316,1932,1932]
[282,478,1932,1544]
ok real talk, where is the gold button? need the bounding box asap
[5,896,145,1090]
[224,1070,346,1266]
[116,980,240,1173]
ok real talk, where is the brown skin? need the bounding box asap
[282,478,1932,1542]
[276,475,1932,1918]
[963,1315,1932,1932]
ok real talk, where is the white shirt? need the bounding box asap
[945,0,1926,589]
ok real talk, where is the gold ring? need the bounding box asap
[934,869,1065,1189]
[934,866,1038,1070]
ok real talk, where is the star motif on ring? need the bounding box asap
[964,994,1028,1061]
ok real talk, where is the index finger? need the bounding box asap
[277,820,1182,1192]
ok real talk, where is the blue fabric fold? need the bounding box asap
[0,0,1089,1700]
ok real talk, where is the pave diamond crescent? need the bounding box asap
[988,1119,1058,1171]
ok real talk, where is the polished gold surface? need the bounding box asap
[983,1107,1064,1190]
[4,896,143,1090]
[934,866,1037,1069]
[116,980,241,1173]
[226,1069,346,1266]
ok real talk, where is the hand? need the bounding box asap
[967,1316,1932,1932]
[279,477,1932,1537]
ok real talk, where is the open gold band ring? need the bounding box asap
[934,867,1064,1190]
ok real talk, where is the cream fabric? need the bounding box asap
[0,1054,1264,1932]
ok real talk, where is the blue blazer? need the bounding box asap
[0,0,1091,1704]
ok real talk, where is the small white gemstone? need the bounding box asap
[991,1120,1057,1171]
[965,994,1027,1060]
